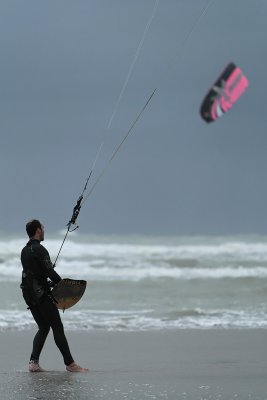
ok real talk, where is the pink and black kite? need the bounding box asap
[200,62,249,123]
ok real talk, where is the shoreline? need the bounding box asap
[0,329,266,399]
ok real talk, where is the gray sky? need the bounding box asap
[0,0,266,236]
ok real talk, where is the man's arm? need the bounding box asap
[37,245,62,284]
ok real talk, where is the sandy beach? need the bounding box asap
[0,329,266,399]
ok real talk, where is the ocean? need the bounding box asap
[1,233,267,332]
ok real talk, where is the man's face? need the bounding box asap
[39,224,45,241]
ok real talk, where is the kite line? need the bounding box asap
[107,0,160,130]
[54,0,215,265]
[53,0,159,265]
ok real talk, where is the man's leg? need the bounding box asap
[39,298,74,366]
[30,305,50,362]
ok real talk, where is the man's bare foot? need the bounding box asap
[29,360,45,372]
[66,362,89,373]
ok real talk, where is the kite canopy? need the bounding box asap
[200,62,249,123]
[51,278,87,311]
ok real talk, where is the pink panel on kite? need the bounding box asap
[220,68,249,115]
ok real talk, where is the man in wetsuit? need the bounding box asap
[20,219,88,373]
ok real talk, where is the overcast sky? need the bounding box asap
[0,0,266,236]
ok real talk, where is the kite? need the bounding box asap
[200,62,249,123]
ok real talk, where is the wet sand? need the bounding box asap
[0,329,267,399]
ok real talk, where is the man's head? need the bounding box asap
[26,219,44,241]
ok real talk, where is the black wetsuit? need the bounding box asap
[20,239,74,365]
